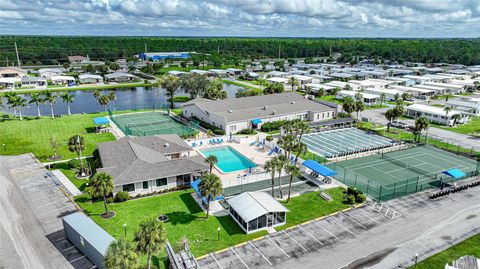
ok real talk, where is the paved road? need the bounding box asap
[0,154,78,269]
[359,108,480,151]
[277,179,480,269]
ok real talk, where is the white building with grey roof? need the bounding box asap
[97,134,209,195]
[182,92,337,134]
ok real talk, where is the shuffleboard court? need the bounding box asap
[327,146,479,201]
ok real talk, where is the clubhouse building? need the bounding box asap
[97,135,209,195]
[182,92,337,134]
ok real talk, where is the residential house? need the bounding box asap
[97,135,209,195]
[105,72,136,83]
[405,104,469,126]
[0,67,27,78]
[79,74,103,84]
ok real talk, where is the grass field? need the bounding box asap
[78,187,349,268]
[408,234,480,269]
[1,82,152,96]
[439,117,480,135]
[0,113,115,162]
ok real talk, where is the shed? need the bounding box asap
[227,192,288,233]
[63,212,115,269]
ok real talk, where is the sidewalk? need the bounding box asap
[50,169,82,196]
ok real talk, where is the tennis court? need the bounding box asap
[302,128,397,158]
[327,146,479,201]
[110,111,197,138]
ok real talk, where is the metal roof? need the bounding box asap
[228,192,288,222]
[63,212,115,256]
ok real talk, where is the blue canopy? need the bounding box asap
[93,117,110,125]
[191,179,224,205]
[442,168,465,179]
[302,160,337,177]
[251,118,263,124]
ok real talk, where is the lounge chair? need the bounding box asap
[199,141,203,146]
[217,138,222,143]
[192,142,196,147]
[256,142,262,147]
[268,149,275,156]
[249,141,256,146]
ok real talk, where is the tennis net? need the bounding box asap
[125,119,171,128]
[383,154,433,176]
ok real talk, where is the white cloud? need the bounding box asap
[0,0,478,37]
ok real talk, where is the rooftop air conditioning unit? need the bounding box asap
[228,110,233,113]
[272,110,276,115]
[291,101,296,104]
[263,105,268,110]
[164,143,169,148]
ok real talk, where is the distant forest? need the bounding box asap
[1,36,479,66]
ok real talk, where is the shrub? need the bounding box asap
[356,194,367,203]
[193,117,225,135]
[346,187,361,197]
[260,120,288,132]
[266,135,273,141]
[114,191,131,202]
[344,194,356,205]
[106,197,114,204]
[237,129,257,135]
[68,159,81,169]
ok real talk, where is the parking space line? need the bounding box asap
[283,230,308,252]
[299,225,323,245]
[69,255,86,263]
[62,246,76,252]
[44,218,61,224]
[248,241,272,266]
[341,212,367,229]
[25,185,58,193]
[36,200,61,208]
[38,205,73,216]
[352,208,380,224]
[30,193,62,203]
[267,236,290,258]
[326,217,355,235]
[313,221,339,239]
[209,253,224,269]
[230,247,250,269]
[55,237,66,242]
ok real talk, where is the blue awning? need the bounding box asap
[302,160,337,177]
[93,117,110,125]
[251,118,263,124]
[442,168,465,179]
[191,179,224,204]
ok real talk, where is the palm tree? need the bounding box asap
[275,155,288,199]
[317,88,325,98]
[98,95,111,111]
[445,90,451,102]
[264,159,277,197]
[258,78,268,90]
[43,91,57,118]
[135,219,167,269]
[93,89,101,111]
[86,172,114,216]
[104,239,138,269]
[414,117,430,142]
[204,155,218,173]
[5,92,18,117]
[108,91,117,107]
[60,92,75,116]
[341,96,356,116]
[452,114,461,126]
[13,96,27,120]
[29,92,44,117]
[68,135,86,175]
[277,135,296,160]
[401,92,411,101]
[385,109,395,132]
[444,106,452,125]
[354,100,365,121]
[288,77,298,91]
[198,173,223,219]
[285,164,300,202]
[294,120,310,142]
[379,93,387,106]
[161,75,180,109]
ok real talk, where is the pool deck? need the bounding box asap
[192,139,281,188]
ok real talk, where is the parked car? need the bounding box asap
[390,121,408,129]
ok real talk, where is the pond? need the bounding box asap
[1,83,242,116]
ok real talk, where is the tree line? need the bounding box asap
[1,36,479,65]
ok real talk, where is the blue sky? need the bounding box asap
[1,0,479,37]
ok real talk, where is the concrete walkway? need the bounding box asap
[51,169,82,196]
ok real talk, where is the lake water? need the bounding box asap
[1,83,242,116]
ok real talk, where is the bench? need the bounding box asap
[319,192,333,202]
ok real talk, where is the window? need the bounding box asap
[230,125,236,132]
[143,181,149,189]
[156,178,167,187]
[122,183,135,192]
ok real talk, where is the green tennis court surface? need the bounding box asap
[110,111,197,137]
[327,146,479,201]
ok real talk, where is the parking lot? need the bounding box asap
[198,177,480,269]
[1,154,93,269]
[198,202,392,269]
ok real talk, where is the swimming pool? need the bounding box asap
[199,146,258,173]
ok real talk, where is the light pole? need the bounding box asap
[124,223,127,237]
[217,227,221,241]
[414,253,418,268]
[2,143,5,152]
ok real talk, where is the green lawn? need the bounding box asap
[408,234,480,269]
[298,150,327,164]
[277,187,350,230]
[0,113,115,162]
[49,157,99,191]
[439,117,480,135]
[222,79,259,90]
[77,190,267,268]
[316,95,342,104]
